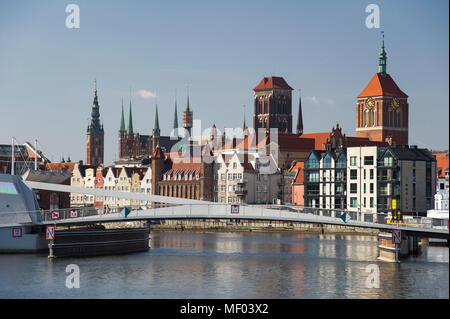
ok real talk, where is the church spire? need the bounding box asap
[89,79,102,132]
[296,89,303,136]
[153,104,160,134]
[119,97,126,133]
[378,31,387,77]
[128,89,134,136]
[186,85,190,111]
[173,93,179,130]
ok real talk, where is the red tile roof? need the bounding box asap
[46,162,76,173]
[300,132,331,150]
[293,163,304,184]
[434,152,449,178]
[358,73,408,98]
[253,76,293,91]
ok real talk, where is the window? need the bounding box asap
[350,197,357,208]
[350,183,357,194]
[233,163,237,169]
[308,171,320,182]
[307,156,320,168]
[370,197,374,208]
[383,156,393,167]
[364,156,374,165]
[323,155,331,168]
[370,183,374,194]
[364,183,366,194]
[370,169,374,179]
[336,156,346,168]
[350,156,357,166]
[350,169,357,180]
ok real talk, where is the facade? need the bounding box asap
[356,37,409,146]
[116,168,133,207]
[70,163,98,207]
[152,145,214,201]
[131,168,147,209]
[83,167,97,206]
[303,148,347,216]
[103,167,120,209]
[434,152,449,193]
[86,81,104,165]
[94,166,107,208]
[253,76,294,134]
[377,146,436,217]
[215,152,281,204]
[291,162,305,206]
[346,146,378,222]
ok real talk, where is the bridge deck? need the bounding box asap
[3,204,447,239]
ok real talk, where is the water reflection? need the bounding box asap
[0,231,447,298]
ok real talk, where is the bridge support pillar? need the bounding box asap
[378,232,421,262]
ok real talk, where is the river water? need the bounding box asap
[0,231,448,299]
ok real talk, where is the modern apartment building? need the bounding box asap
[303,148,346,216]
[377,146,436,217]
[346,146,379,222]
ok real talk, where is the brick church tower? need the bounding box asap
[253,76,293,134]
[86,80,104,165]
[356,35,409,146]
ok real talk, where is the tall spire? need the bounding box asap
[128,88,134,136]
[173,92,179,130]
[243,104,247,129]
[119,97,126,133]
[89,79,102,132]
[153,104,160,134]
[186,83,190,111]
[378,31,387,77]
[296,89,303,136]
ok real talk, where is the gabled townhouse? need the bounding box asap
[116,167,133,207]
[103,167,121,209]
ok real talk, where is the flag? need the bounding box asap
[119,207,131,218]
[340,212,351,223]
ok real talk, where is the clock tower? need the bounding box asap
[356,36,409,146]
[86,80,104,165]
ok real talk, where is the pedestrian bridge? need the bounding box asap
[0,180,444,241]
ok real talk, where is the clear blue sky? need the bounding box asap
[0,0,448,165]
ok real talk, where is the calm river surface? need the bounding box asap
[0,231,448,299]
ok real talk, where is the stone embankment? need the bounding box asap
[106,219,379,236]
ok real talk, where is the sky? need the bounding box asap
[0,0,448,165]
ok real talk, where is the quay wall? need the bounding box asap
[103,219,380,235]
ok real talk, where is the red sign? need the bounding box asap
[50,211,60,220]
[231,205,240,214]
[12,227,22,238]
[69,209,79,218]
[46,226,55,241]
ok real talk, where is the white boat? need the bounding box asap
[0,174,48,253]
